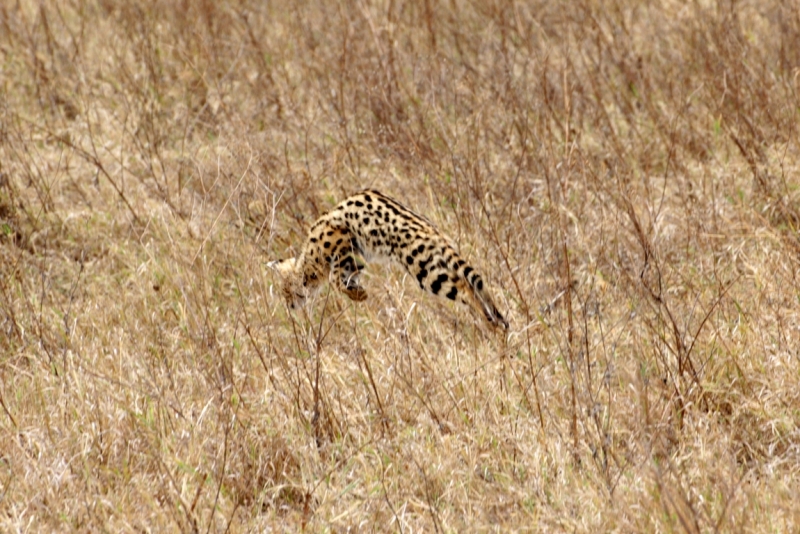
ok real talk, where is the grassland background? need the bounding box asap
[1,0,800,531]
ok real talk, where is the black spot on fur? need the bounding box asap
[310,237,318,243]
[337,257,356,270]
[363,217,370,225]
[406,256,414,265]
[364,194,372,202]
[476,279,484,291]
[355,201,364,207]
[370,229,378,237]
[416,269,428,284]
[463,266,473,279]
[326,230,334,236]
[323,241,331,249]
[431,273,448,295]
[446,287,458,300]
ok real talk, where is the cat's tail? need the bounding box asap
[462,264,508,330]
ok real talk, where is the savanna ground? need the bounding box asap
[1,0,800,531]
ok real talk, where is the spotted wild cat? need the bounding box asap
[269,190,508,329]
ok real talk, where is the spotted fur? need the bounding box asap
[269,190,508,329]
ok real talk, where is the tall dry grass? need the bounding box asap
[1,0,799,531]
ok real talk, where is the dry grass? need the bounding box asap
[1,0,800,531]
